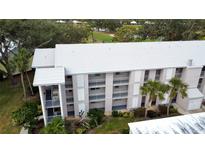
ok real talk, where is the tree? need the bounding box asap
[0,20,92,85]
[167,77,188,116]
[140,80,169,118]
[41,117,66,134]
[12,48,33,99]
[12,102,39,132]
[89,19,122,32]
[138,19,205,41]
[114,25,141,42]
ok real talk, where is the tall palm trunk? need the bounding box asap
[167,101,171,116]
[25,71,34,96]
[20,72,26,100]
[145,100,152,119]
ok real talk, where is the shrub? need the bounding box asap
[75,127,87,134]
[87,109,104,125]
[133,107,145,118]
[88,117,98,128]
[41,117,66,134]
[122,112,130,118]
[170,106,178,114]
[147,110,158,118]
[158,104,167,115]
[112,110,119,117]
[64,120,72,134]
[121,128,129,134]
[118,111,123,117]
[12,102,39,132]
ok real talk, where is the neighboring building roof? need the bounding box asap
[33,41,205,75]
[33,67,65,86]
[187,88,204,99]
[32,48,55,68]
[128,112,205,134]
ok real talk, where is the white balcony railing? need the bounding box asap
[45,100,60,107]
[112,92,128,98]
[113,77,129,84]
[89,94,105,101]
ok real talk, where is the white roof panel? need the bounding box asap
[33,67,65,86]
[128,112,205,134]
[187,88,204,99]
[32,48,55,68]
[54,41,205,75]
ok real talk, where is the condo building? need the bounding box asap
[32,41,205,125]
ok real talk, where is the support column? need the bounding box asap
[58,84,67,118]
[72,74,88,117]
[160,68,176,104]
[105,73,113,115]
[127,70,143,109]
[39,86,47,126]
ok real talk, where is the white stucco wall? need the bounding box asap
[105,73,113,115]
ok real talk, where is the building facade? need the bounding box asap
[32,41,205,125]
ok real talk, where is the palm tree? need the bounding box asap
[140,80,170,118]
[167,77,188,116]
[13,48,33,99]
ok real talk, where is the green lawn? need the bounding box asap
[88,31,114,43]
[93,117,138,134]
[0,80,23,133]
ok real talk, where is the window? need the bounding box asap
[141,96,146,107]
[95,74,101,76]
[175,68,183,78]
[144,70,149,82]
[155,69,161,80]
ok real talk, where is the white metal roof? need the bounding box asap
[187,88,204,99]
[33,41,205,75]
[32,48,55,68]
[55,41,205,74]
[33,67,65,86]
[128,112,205,134]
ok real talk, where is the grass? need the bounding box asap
[88,31,114,43]
[0,80,23,133]
[93,117,136,134]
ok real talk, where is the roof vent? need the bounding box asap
[187,59,193,66]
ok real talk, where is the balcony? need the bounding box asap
[175,73,182,78]
[65,82,73,89]
[113,92,128,99]
[45,100,60,108]
[66,97,74,103]
[89,79,106,87]
[89,94,105,101]
[113,77,129,85]
[112,105,127,110]
[155,74,160,81]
